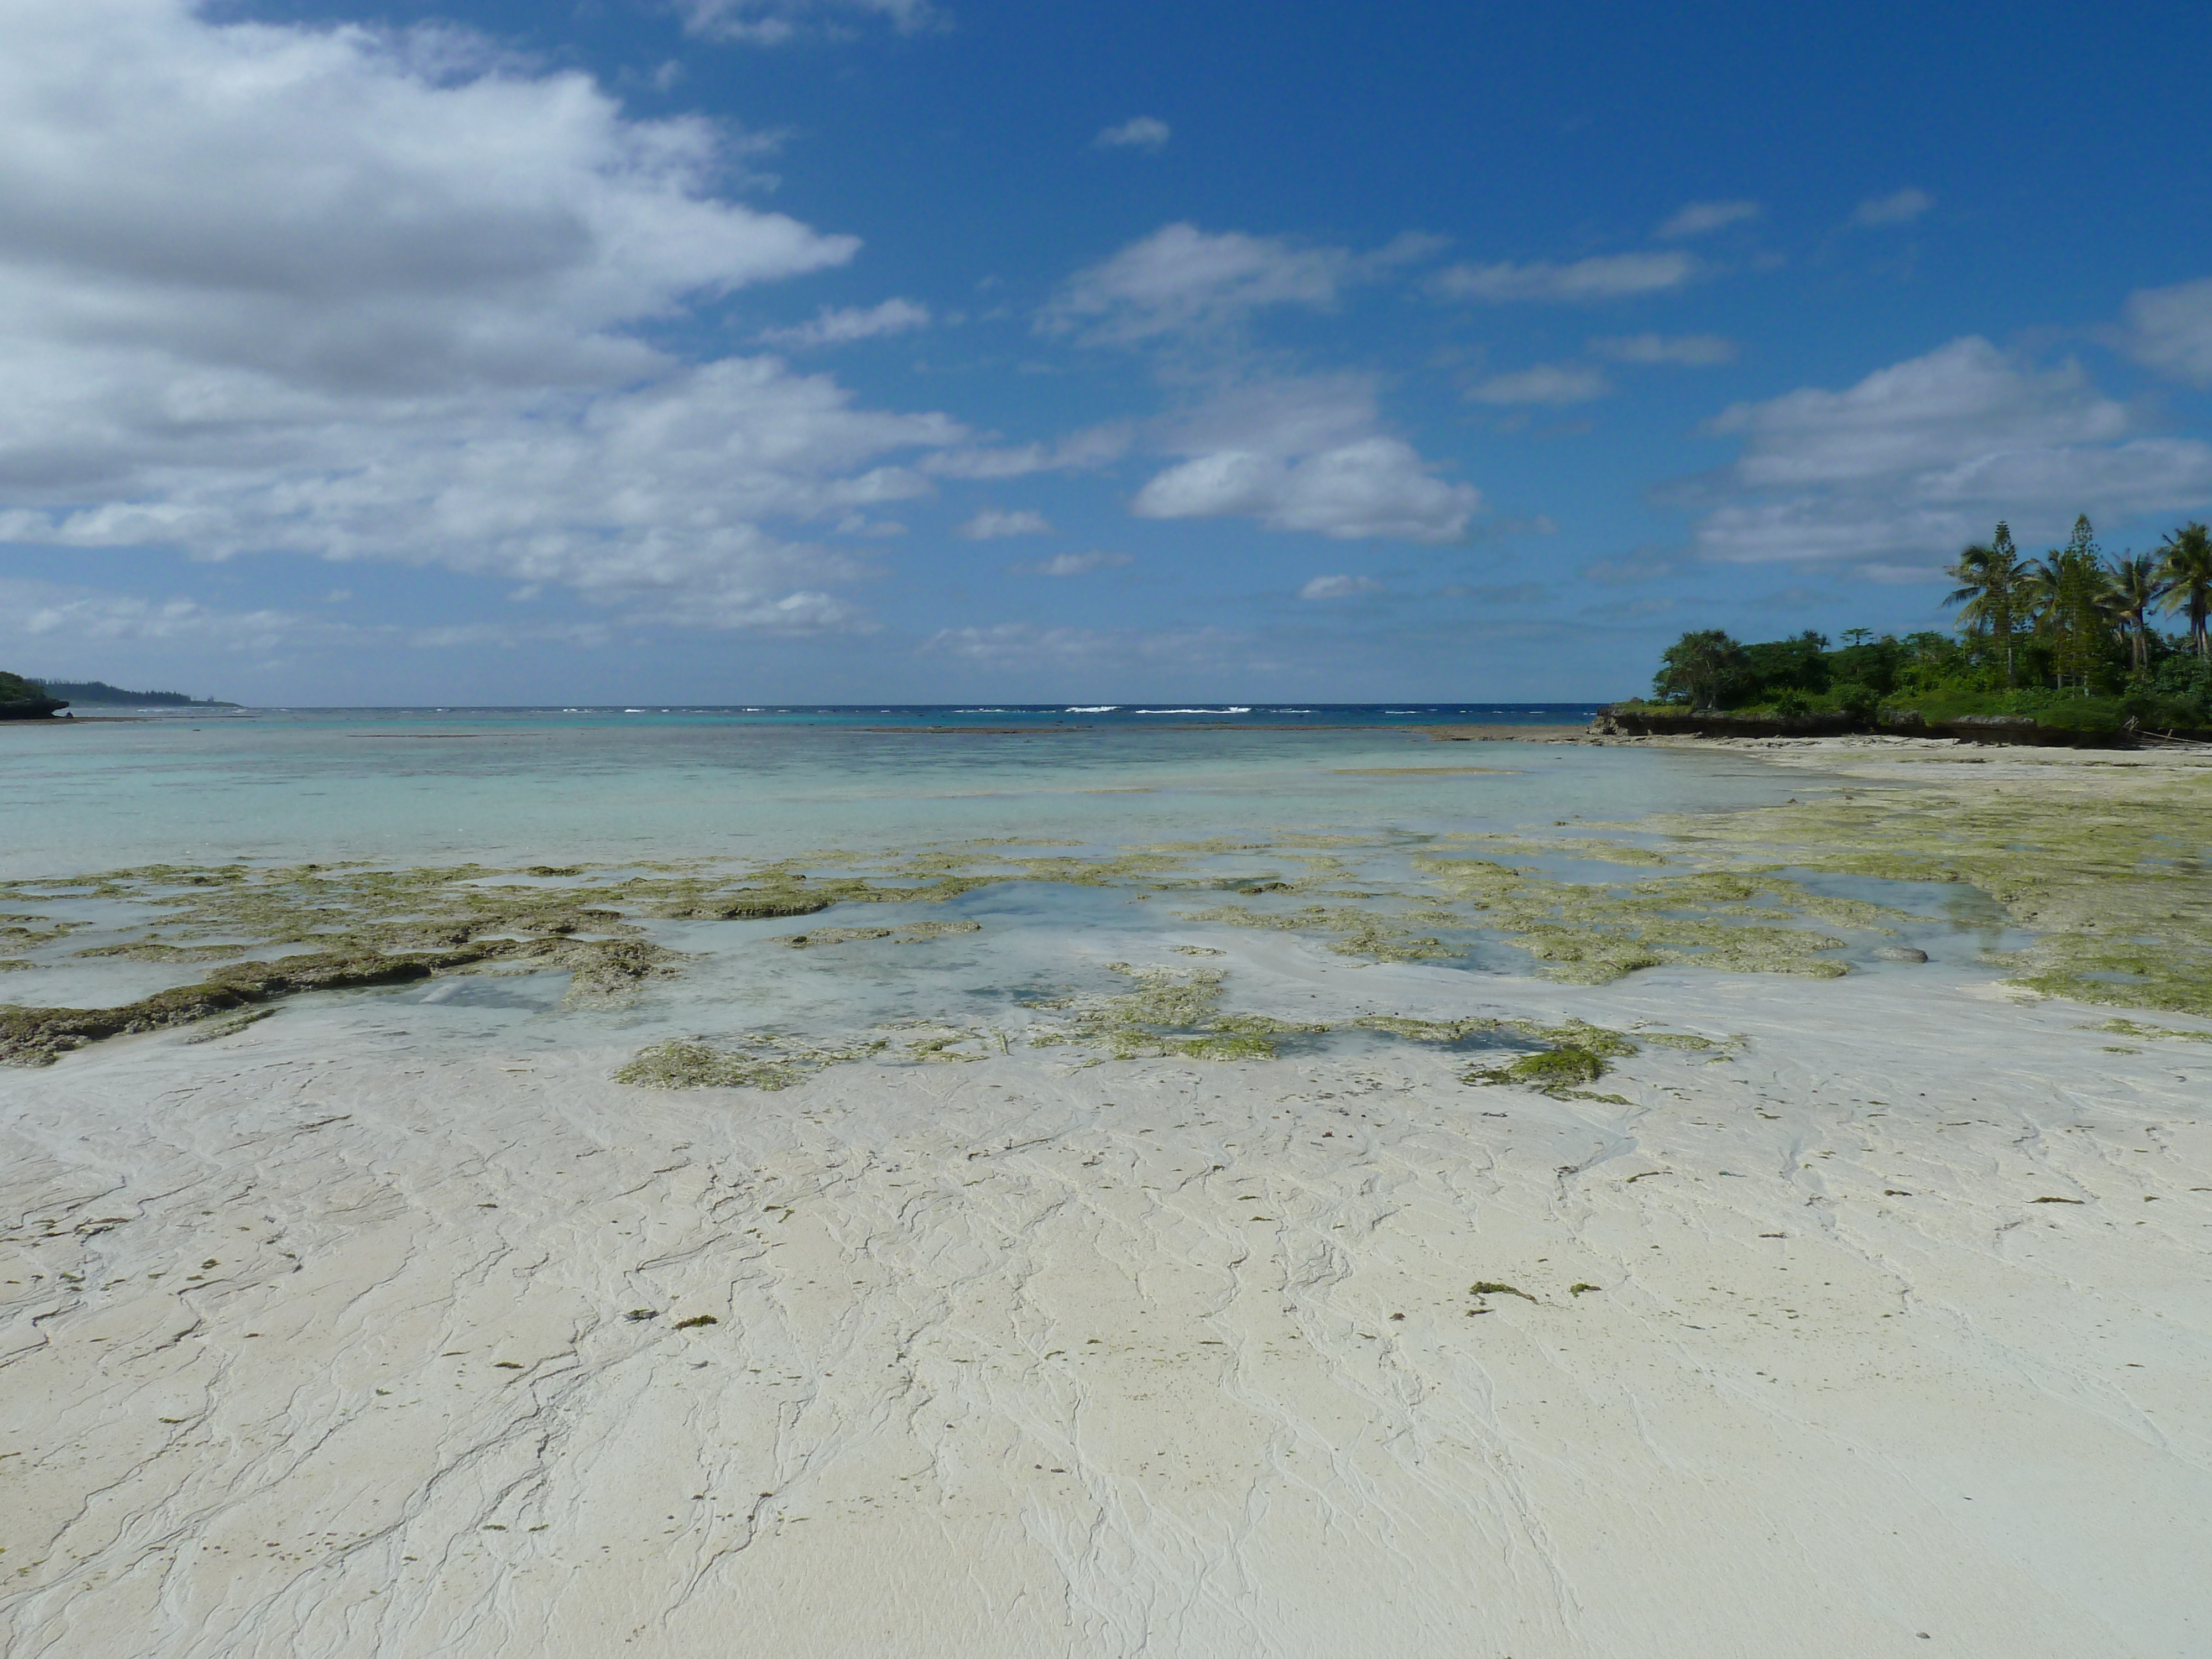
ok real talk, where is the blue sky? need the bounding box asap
[4,0,2210,703]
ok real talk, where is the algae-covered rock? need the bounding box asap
[614,1033,889,1090]
[1,949,451,1066]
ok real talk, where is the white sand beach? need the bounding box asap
[4,737,2210,1657]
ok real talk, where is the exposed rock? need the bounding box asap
[1873,945,1929,963]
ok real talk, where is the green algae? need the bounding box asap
[1025,963,1328,1063]
[75,941,252,963]
[614,1034,889,1091]
[181,1006,279,1044]
[2091,1018,2212,1044]
[1175,904,1455,964]
[1469,1046,1609,1089]
[770,919,982,949]
[17,759,2204,1071]
[1639,765,2212,1018]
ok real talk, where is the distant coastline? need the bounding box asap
[29,678,237,708]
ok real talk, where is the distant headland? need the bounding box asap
[0,671,238,719]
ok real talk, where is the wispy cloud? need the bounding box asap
[759,299,931,348]
[1297,573,1383,599]
[2116,277,2212,387]
[1093,116,1170,153]
[1590,332,1736,366]
[1431,251,1699,304]
[923,620,1240,667]
[1656,200,1761,239]
[1042,223,1437,342]
[1467,364,1611,405]
[1009,550,1131,576]
[957,508,1053,539]
[1850,187,1934,227]
[677,0,937,44]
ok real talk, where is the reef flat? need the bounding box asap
[3,739,2209,1658]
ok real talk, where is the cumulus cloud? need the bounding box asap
[2118,277,2212,387]
[1297,573,1382,599]
[1430,251,1699,304]
[676,0,937,44]
[0,0,977,632]
[1010,550,1131,576]
[1850,187,1934,227]
[1708,337,2124,487]
[1590,332,1736,365]
[1130,374,1480,542]
[958,508,1053,539]
[1656,200,1761,239]
[1094,116,1170,152]
[1467,364,1611,405]
[759,298,930,348]
[1042,223,1436,342]
[1691,336,2212,566]
[1136,439,1478,541]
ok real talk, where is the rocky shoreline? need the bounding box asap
[1586,705,2212,748]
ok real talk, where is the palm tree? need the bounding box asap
[1653,629,1746,709]
[1945,521,2023,685]
[2105,552,2166,672]
[2158,521,2212,657]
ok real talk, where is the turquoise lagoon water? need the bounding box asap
[10,703,1764,876]
[5,705,2012,1063]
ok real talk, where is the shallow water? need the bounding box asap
[4,708,2024,1074]
[9,705,1772,877]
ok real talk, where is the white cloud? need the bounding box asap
[1850,187,1934,227]
[923,620,1238,667]
[1708,337,2124,488]
[923,424,1134,479]
[958,508,1053,539]
[1135,439,1478,541]
[2118,277,2212,387]
[1042,223,1434,342]
[1691,336,2212,567]
[1094,117,1170,153]
[1467,364,1611,405]
[1590,332,1737,365]
[1297,573,1381,599]
[404,620,613,650]
[1431,251,1699,304]
[759,298,930,348]
[1656,200,1761,239]
[1130,375,1480,542]
[0,577,306,655]
[1011,550,1131,577]
[676,0,936,44]
[0,0,977,633]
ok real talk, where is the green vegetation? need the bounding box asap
[26,678,234,707]
[1632,515,2212,735]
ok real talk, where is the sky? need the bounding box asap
[4,0,2211,705]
